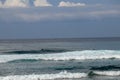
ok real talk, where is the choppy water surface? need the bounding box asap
[0,38,120,80]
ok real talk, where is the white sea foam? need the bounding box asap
[93,71,120,76]
[0,50,120,63]
[0,71,87,80]
[0,71,120,80]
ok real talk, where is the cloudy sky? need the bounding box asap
[0,0,120,39]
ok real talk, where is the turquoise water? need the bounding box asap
[0,38,120,80]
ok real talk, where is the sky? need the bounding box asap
[0,0,120,39]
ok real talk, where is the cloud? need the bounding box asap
[58,1,86,7]
[0,1,2,7]
[34,0,52,7]
[3,0,30,8]
[0,0,52,8]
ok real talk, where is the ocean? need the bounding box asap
[0,38,120,80]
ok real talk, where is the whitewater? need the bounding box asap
[0,71,87,80]
[1,71,120,80]
[0,50,120,63]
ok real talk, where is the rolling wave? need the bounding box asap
[0,70,120,80]
[90,65,120,71]
[0,50,120,63]
[91,71,120,76]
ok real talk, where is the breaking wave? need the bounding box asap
[1,50,120,63]
[0,71,87,80]
[1,70,120,80]
[91,71,120,76]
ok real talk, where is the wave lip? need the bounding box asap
[0,71,87,80]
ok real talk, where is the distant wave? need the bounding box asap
[1,70,120,80]
[0,71,87,80]
[5,49,68,54]
[1,50,120,63]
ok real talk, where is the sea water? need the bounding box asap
[0,38,120,80]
